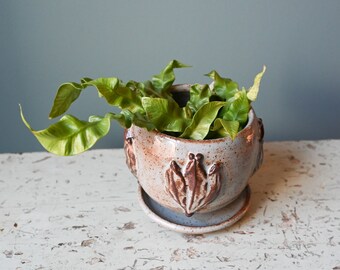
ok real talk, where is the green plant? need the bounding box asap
[20,60,266,156]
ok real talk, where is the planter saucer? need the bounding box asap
[137,185,251,234]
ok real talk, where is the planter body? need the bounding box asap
[124,88,264,216]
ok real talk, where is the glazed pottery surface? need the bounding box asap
[124,86,264,217]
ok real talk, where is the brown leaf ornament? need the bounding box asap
[165,153,222,216]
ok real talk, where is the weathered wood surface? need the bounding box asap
[0,140,339,269]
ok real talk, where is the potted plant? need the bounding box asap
[20,60,266,233]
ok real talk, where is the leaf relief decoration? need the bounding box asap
[124,129,137,176]
[252,118,264,175]
[165,153,222,216]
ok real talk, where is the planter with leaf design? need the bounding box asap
[124,85,264,233]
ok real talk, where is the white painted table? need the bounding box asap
[0,140,339,269]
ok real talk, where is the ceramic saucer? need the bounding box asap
[137,185,251,234]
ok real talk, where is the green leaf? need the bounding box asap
[187,84,211,113]
[105,110,156,130]
[130,112,156,131]
[206,70,239,100]
[211,118,240,140]
[126,80,144,93]
[152,60,190,94]
[131,80,163,98]
[80,77,93,84]
[49,82,83,119]
[106,111,133,128]
[222,90,250,126]
[141,97,188,132]
[180,101,225,140]
[84,78,144,113]
[247,65,266,101]
[20,105,110,156]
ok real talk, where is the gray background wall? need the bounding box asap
[1,0,340,153]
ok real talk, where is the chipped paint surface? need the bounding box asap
[0,140,339,269]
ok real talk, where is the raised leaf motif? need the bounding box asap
[124,129,137,176]
[203,163,222,207]
[252,118,264,175]
[165,153,222,216]
[165,161,187,210]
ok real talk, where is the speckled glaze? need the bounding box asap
[137,185,251,234]
[124,85,264,216]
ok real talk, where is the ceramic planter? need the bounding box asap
[124,85,264,233]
